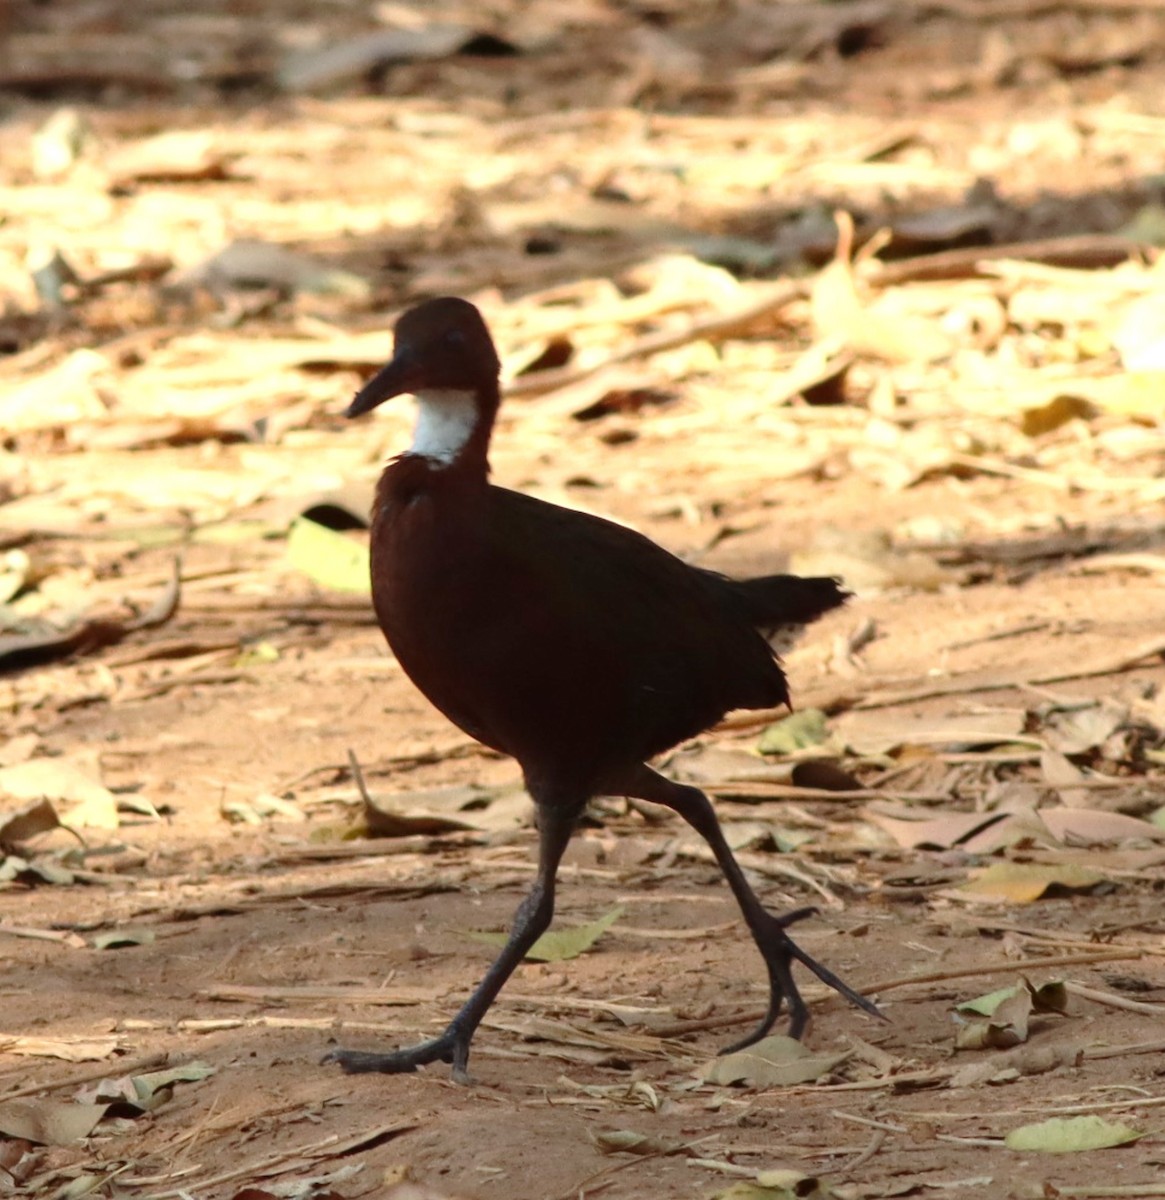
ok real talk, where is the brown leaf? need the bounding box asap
[361,783,530,837]
[1042,703,1126,755]
[0,798,60,844]
[1039,749,1089,807]
[0,563,180,672]
[704,1035,851,1087]
[838,708,1028,756]
[865,807,1006,851]
[1040,808,1165,846]
[955,985,1034,1050]
[0,1099,107,1146]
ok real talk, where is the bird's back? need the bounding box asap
[372,463,836,792]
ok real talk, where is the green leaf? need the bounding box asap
[131,1063,215,1110]
[463,905,623,963]
[758,709,829,756]
[83,1061,216,1115]
[1004,1115,1142,1153]
[957,984,1019,1017]
[957,979,1067,1017]
[286,517,370,594]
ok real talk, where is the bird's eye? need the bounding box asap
[446,329,466,347]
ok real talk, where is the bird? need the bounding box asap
[325,296,880,1082]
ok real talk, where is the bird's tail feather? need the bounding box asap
[726,574,849,629]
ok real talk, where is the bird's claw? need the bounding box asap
[323,1026,472,1082]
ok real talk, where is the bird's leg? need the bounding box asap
[324,802,578,1083]
[612,764,882,1053]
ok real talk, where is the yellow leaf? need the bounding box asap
[960,861,1104,903]
[1005,1115,1141,1153]
[286,517,370,594]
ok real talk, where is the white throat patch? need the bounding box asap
[410,389,479,465]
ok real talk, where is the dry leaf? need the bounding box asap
[955,986,1033,1050]
[1039,808,1165,846]
[1064,372,1165,422]
[91,929,155,950]
[363,790,479,837]
[77,1062,215,1112]
[838,709,1028,756]
[703,1035,850,1087]
[1039,749,1089,806]
[954,979,1067,1051]
[959,861,1105,903]
[950,1041,1081,1088]
[811,213,954,364]
[178,239,370,298]
[958,979,1068,1018]
[463,905,623,963]
[1111,293,1165,371]
[106,131,234,185]
[0,1034,121,1062]
[1004,1115,1141,1153]
[593,1128,686,1156]
[865,807,1005,851]
[0,798,60,844]
[361,783,529,836]
[0,1099,107,1146]
[0,350,109,432]
[287,517,370,594]
[0,759,118,830]
[1042,703,1126,756]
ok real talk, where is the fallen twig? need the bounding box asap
[1066,982,1165,1017]
[0,1050,171,1102]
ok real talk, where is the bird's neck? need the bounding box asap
[406,385,498,473]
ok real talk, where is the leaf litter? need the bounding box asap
[2,2,1165,1197]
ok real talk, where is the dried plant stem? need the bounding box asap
[0,1050,171,1102]
[862,948,1142,995]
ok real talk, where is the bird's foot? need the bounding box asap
[720,906,883,1055]
[323,1024,472,1083]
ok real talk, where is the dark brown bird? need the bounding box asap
[326,297,880,1081]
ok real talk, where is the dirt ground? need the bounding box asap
[2,2,1165,1198]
